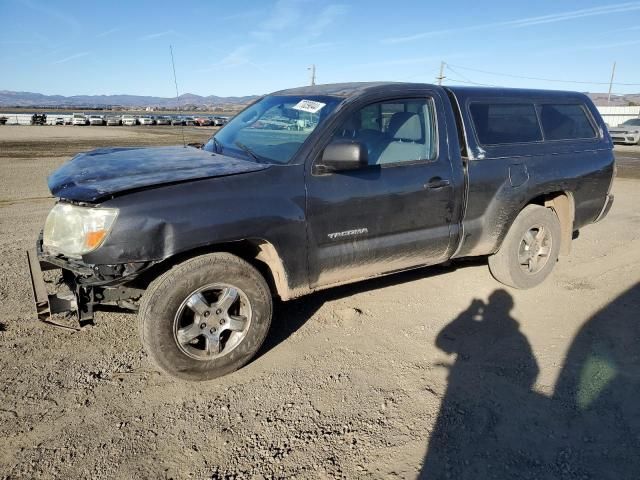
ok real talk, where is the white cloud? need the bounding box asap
[51,52,89,65]
[20,0,80,30]
[196,44,265,72]
[383,2,640,44]
[308,4,348,38]
[281,3,348,48]
[220,44,255,67]
[352,56,443,69]
[139,30,175,41]
[261,0,303,31]
[96,27,121,38]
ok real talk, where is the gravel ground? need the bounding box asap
[1,126,639,479]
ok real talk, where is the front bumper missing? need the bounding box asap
[27,249,82,330]
[27,246,147,329]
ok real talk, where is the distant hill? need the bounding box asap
[2,89,639,108]
[0,90,260,108]
[588,92,640,107]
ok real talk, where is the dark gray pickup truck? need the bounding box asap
[28,82,615,380]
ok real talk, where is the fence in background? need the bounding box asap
[596,106,640,127]
[3,106,640,128]
[0,113,74,125]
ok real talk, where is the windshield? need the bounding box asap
[204,94,342,164]
[622,119,640,126]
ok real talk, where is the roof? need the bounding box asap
[445,86,590,101]
[272,82,402,97]
[272,82,590,102]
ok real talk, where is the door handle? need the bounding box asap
[425,177,451,189]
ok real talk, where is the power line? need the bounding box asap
[445,65,503,87]
[446,63,640,86]
[446,77,502,87]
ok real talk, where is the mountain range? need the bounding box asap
[0,90,260,108]
[1,89,639,108]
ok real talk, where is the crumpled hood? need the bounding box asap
[48,146,269,202]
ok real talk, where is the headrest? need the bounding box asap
[387,112,422,141]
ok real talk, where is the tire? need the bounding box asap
[488,205,562,289]
[138,252,272,381]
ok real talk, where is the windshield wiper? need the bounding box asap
[234,141,265,163]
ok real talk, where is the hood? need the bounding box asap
[48,146,269,202]
[609,126,640,133]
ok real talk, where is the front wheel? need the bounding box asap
[138,253,273,381]
[488,205,562,289]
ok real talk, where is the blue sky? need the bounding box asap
[1,0,639,97]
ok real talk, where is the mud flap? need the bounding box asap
[26,249,81,331]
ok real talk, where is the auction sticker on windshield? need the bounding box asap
[292,99,326,114]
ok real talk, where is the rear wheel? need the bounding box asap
[488,205,561,289]
[138,253,272,381]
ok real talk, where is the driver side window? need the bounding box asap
[332,98,437,165]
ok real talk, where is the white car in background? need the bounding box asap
[105,115,121,126]
[88,115,105,126]
[72,113,87,125]
[608,118,640,144]
[138,115,155,125]
[121,114,138,126]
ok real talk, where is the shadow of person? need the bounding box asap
[420,290,553,479]
[552,282,640,479]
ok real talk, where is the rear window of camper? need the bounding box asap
[470,103,542,145]
[469,102,597,145]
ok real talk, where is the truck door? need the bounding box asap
[306,93,455,289]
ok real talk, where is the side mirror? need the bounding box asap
[318,140,368,172]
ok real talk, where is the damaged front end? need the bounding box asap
[27,237,150,329]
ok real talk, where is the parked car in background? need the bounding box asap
[212,116,226,126]
[171,116,184,126]
[155,116,172,125]
[106,116,121,126]
[72,113,88,125]
[121,115,138,126]
[608,118,640,144]
[139,116,155,125]
[55,117,65,125]
[183,116,196,126]
[88,115,105,126]
[195,117,212,126]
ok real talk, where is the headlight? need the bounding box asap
[43,203,118,258]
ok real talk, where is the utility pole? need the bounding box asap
[436,61,446,85]
[308,64,316,86]
[607,61,616,105]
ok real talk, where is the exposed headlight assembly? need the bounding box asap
[43,203,118,258]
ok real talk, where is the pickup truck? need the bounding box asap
[28,82,615,380]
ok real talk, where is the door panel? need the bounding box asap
[306,95,455,288]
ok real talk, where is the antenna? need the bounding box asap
[170,45,186,148]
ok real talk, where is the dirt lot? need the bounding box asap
[1,126,639,479]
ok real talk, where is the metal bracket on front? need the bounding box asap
[27,250,81,331]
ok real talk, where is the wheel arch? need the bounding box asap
[139,239,293,301]
[524,191,575,256]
